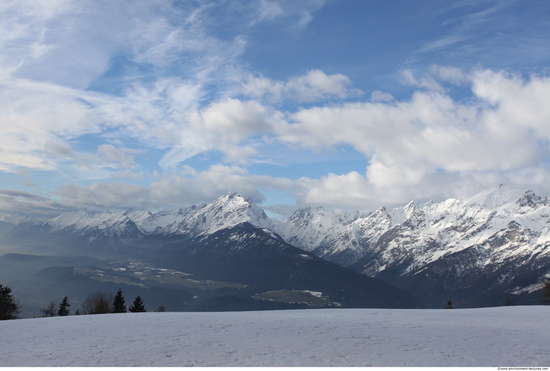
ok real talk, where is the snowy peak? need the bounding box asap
[306,206,394,265]
[276,206,359,251]
[48,210,93,231]
[165,193,274,236]
[49,210,128,232]
[466,184,525,209]
[284,206,355,229]
[46,209,143,240]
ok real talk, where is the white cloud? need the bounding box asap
[96,78,207,152]
[275,67,550,206]
[0,78,104,172]
[196,99,275,141]
[0,0,336,179]
[256,0,284,23]
[472,69,550,140]
[366,157,426,189]
[429,65,469,85]
[294,171,373,209]
[0,0,74,75]
[0,1,252,176]
[189,98,284,163]
[4,65,550,216]
[1,1,136,89]
[286,70,356,102]
[416,1,516,56]
[251,0,327,30]
[241,69,359,103]
[370,90,394,102]
[97,144,136,168]
[400,69,445,92]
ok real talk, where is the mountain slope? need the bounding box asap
[150,222,422,309]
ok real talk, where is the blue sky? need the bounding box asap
[1,0,550,218]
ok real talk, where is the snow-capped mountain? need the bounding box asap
[275,207,361,252]
[46,209,144,241]
[275,201,418,266]
[278,184,550,307]
[158,192,275,236]
[278,185,550,270]
[12,193,274,244]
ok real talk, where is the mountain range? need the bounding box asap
[1,185,549,316]
[278,184,550,307]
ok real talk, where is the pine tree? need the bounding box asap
[58,296,70,316]
[112,289,127,313]
[0,284,20,320]
[128,295,146,312]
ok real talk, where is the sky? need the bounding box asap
[1,0,550,219]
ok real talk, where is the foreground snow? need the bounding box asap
[1,306,549,367]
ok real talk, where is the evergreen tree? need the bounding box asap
[112,288,127,313]
[58,296,70,316]
[128,295,146,312]
[0,284,20,320]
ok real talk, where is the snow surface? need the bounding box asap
[1,307,549,367]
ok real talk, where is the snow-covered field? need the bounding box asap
[1,306,549,367]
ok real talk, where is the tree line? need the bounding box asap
[0,284,164,320]
[77,289,148,315]
[3,279,550,319]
